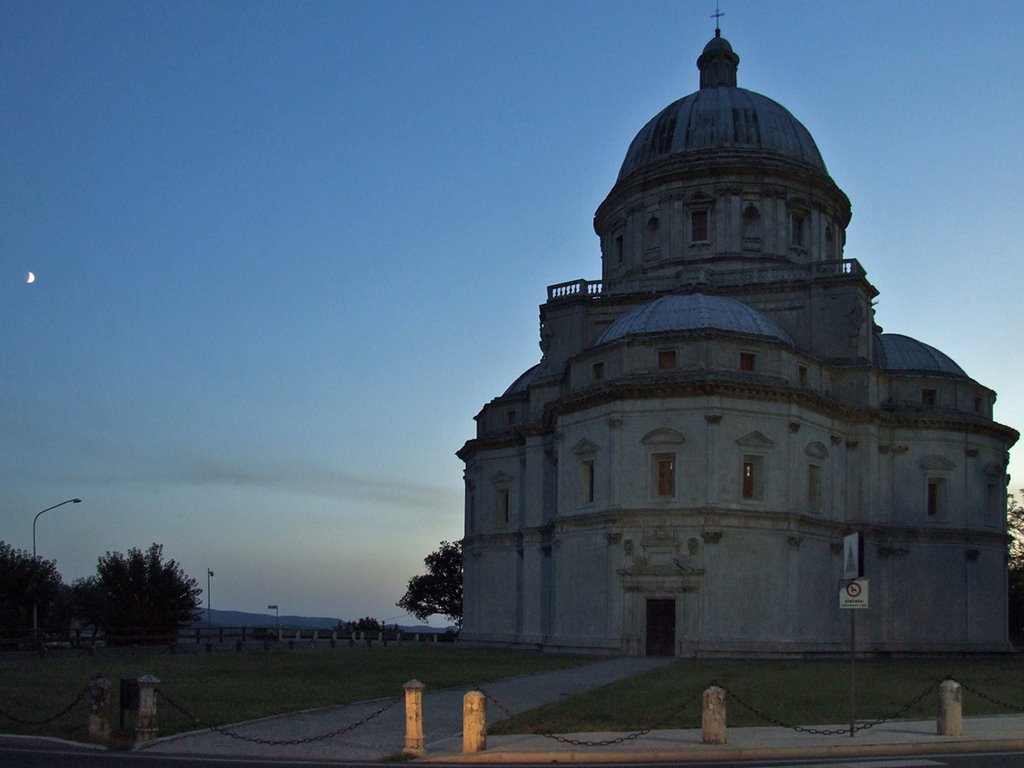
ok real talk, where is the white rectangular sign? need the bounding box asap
[842,532,863,580]
[839,578,869,609]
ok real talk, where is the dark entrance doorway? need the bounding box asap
[645,598,676,656]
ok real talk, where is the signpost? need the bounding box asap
[840,578,869,609]
[840,532,866,737]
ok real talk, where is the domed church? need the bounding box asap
[457,29,1019,656]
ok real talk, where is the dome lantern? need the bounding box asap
[697,29,739,89]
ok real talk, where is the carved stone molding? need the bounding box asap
[846,440,859,449]
[788,535,802,549]
[878,546,909,558]
[830,435,843,445]
[789,422,801,433]
[701,531,723,544]
[705,414,722,425]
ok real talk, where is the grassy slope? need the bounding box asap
[489,658,1024,734]
[0,647,583,743]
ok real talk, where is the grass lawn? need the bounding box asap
[489,657,1024,735]
[0,646,584,745]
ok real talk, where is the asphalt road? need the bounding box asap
[4,745,1024,768]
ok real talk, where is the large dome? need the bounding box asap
[597,293,794,346]
[618,87,826,181]
[617,30,826,182]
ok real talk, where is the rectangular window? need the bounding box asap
[791,214,805,247]
[926,480,941,516]
[498,488,510,525]
[742,455,763,500]
[921,388,937,407]
[985,482,999,525]
[653,453,675,497]
[506,409,517,425]
[579,460,595,504]
[739,352,756,371]
[807,465,821,511]
[691,210,709,242]
[592,362,604,381]
[615,234,624,264]
[658,350,677,369]
[798,365,808,385]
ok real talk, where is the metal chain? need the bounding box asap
[959,679,1024,713]
[155,688,402,746]
[0,686,89,725]
[474,682,704,747]
[722,678,940,737]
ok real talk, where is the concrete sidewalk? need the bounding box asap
[426,715,1024,763]
[133,656,1024,763]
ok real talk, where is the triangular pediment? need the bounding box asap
[736,431,774,449]
[572,438,600,456]
[641,428,686,446]
[919,455,956,471]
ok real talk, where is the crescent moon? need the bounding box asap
[26,272,35,284]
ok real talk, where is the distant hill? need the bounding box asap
[193,608,446,634]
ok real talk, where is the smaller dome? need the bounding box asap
[503,362,545,396]
[874,334,967,377]
[597,293,794,346]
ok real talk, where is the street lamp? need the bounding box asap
[207,569,214,629]
[32,498,82,638]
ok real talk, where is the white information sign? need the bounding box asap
[842,532,863,580]
[839,578,869,609]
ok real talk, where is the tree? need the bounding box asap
[397,539,463,626]
[1008,490,1024,642]
[0,541,63,635]
[89,543,202,640]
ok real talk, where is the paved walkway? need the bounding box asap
[139,656,675,761]
[129,656,1024,763]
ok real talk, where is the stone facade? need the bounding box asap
[457,31,1019,656]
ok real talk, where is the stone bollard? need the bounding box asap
[702,685,727,745]
[463,690,487,753]
[135,675,160,744]
[937,679,963,736]
[87,676,112,741]
[403,680,426,757]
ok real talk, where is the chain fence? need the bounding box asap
[473,674,1024,746]
[0,685,89,726]
[959,679,1024,714]
[3,672,1023,748]
[475,682,703,747]
[155,687,402,746]
[719,677,940,736]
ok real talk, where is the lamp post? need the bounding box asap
[207,569,214,629]
[31,498,82,638]
[268,604,279,636]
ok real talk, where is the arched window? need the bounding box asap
[742,204,762,251]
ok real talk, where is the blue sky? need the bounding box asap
[2,0,1021,623]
